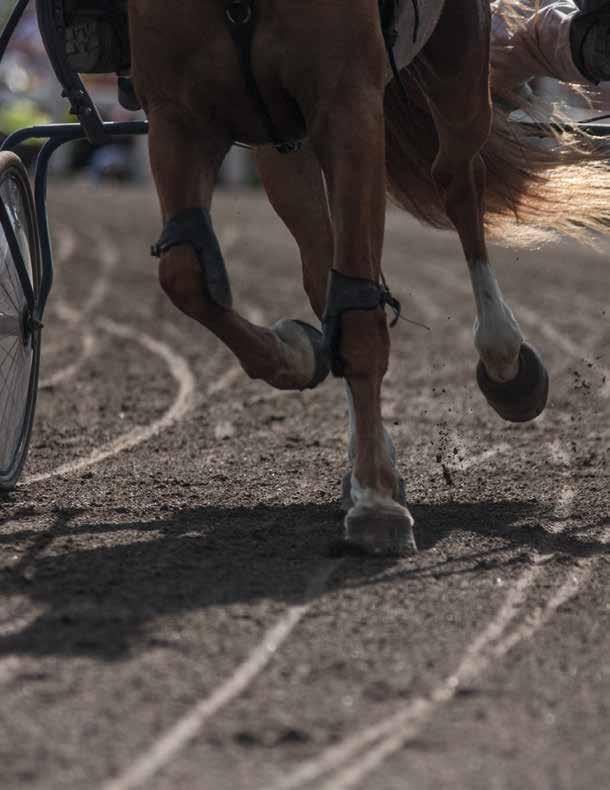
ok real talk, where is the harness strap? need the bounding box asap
[380,0,420,106]
[223,0,300,154]
[151,208,233,309]
[322,270,402,377]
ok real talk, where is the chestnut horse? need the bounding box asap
[127,0,610,554]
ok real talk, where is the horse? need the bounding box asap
[126,0,610,555]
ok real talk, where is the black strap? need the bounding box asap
[151,208,233,308]
[223,0,299,154]
[380,0,420,107]
[322,270,402,377]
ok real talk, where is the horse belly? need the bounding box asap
[391,0,446,74]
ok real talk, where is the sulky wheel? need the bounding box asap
[0,152,42,491]
[477,342,549,423]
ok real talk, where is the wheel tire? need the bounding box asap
[0,152,42,491]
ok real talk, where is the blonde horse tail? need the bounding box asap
[385,68,610,248]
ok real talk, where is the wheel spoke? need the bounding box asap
[0,251,22,313]
[0,165,38,485]
[0,346,22,453]
[0,178,32,307]
[0,340,27,465]
[0,337,19,391]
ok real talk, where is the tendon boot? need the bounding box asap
[570,2,610,83]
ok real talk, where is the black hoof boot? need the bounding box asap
[477,343,549,423]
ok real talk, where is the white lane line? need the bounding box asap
[266,563,544,790]
[39,330,97,390]
[100,559,342,790]
[0,596,44,638]
[0,657,23,685]
[268,450,589,790]
[546,487,576,534]
[458,443,509,471]
[319,567,591,790]
[207,364,243,395]
[55,222,77,262]
[22,318,195,485]
[39,227,118,389]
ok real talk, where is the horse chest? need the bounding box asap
[391,0,446,74]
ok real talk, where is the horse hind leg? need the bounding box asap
[420,6,549,422]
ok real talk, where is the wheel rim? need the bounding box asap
[0,172,36,478]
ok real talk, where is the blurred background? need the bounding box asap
[0,3,257,185]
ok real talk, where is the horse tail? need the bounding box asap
[384,68,610,248]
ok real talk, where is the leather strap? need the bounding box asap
[151,208,233,308]
[322,270,401,377]
[223,0,301,154]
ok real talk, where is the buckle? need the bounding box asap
[225,1,253,25]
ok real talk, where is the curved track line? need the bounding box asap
[266,563,545,790]
[39,331,97,390]
[457,442,510,472]
[318,569,591,790]
[39,226,119,390]
[23,318,195,485]
[267,447,592,790]
[100,559,342,790]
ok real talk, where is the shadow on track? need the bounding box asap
[0,499,607,661]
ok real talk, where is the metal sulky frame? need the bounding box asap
[0,0,148,319]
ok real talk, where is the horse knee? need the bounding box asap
[158,249,202,314]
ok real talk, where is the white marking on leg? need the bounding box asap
[99,560,342,790]
[343,383,405,519]
[405,253,610,399]
[469,259,523,383]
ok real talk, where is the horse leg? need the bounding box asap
[307,62,415,554]
[147,112,329,392]
[421,4,549,422]
[255,143,333,319]
[256,143,408,516]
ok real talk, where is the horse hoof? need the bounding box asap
[343,504,417,557]
[477,342,549,423]
[274,320,330,390]
[341,472,407,511]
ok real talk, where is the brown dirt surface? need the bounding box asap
[1,181,609,790]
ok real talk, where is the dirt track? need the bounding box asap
[1,181,609,790]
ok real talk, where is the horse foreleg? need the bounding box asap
[311,79,415,555]
[255,143,333,319]
[422,4,549,422]
[148,112,328,391]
